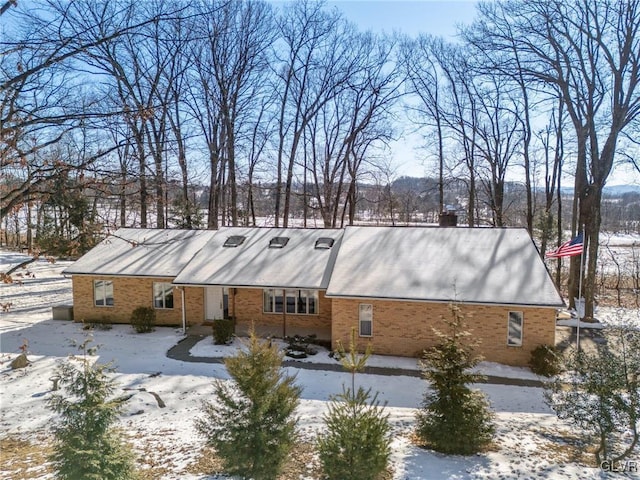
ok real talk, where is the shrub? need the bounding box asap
[212,319,234,344]
[416,303,494,454]
[195,331,301,480]
[284,334,318,358]
[47,337,136,480]
[83,316,113,331]
[545,325,640,464]
[130,306,155,333]
[529,344,560,377]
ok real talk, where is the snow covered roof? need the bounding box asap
[325,226,564,307]
[173,227,343,289]
[64,226,563,307]
[62,228,217,278]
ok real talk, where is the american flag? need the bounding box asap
[545,233,584,258]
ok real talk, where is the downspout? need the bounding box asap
[282,289,287,338]
[180,287,186,335]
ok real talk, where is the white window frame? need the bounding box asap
[153,282,174,310]
[94,280,114,307]
[359,304,373,337]
[263,289,318,315]
[507,311,523,346]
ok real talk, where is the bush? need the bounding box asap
[545,325,640,464]
[195,331,301,480]
[47,337,136,480]
[318,387,391,480]
[130,306,155,333]
[284,334,318,358]
[212,319,234,344]
[83,316,113,331]
[529,344,560,377]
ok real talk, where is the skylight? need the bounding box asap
[223,235,246,248]
[314,237,335,249]
[269,236,289,249]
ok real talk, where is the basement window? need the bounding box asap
[314,237,335,249]
[223,235,246,248]
[269,237,289,249]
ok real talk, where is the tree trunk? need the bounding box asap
[207,150,219,229]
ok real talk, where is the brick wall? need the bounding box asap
[71,275,204,327]
[231,288,332,339]
[331,298,556,366]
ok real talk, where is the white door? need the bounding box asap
[206,287,224,320]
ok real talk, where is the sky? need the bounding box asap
[329,0,478,38]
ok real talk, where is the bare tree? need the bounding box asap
[402,35,448,215]
[472,0,640,319]
[273,1,360,227]
[1,0,180,225]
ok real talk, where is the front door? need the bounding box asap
[206,287,224,320]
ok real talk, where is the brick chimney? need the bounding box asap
[439,210,458,227]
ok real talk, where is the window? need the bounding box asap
[153,282,174,309]
[94,280,114,307]
[269,236,289,248]
[263,289,284,313]
[507,311,523,346]
[314,237,335,249]
[223,235,246,247]
[359,304,373,337]
[264,289,318,314]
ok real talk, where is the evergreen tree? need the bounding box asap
[416,303,494,454]
[47,337,136,480]
[318,329,392,480]
[195,331,301,480]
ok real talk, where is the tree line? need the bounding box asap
[2,0,640,317]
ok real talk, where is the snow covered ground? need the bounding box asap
[1,250,637,479]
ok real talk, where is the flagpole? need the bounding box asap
[576,243,584,352]
[576,225,586,352]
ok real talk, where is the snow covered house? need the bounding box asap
[63,225,564,366]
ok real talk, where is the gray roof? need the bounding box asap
[62,228,217,278]
[325,226,563,307]
[173,227,343,289]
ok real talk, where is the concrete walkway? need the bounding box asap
[166,335,544,388]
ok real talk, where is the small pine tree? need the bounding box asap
[47,337,136,480]
[195,330,301,480]
[318,329,392,480]
[318,387,391,480]
[416,302,494,454]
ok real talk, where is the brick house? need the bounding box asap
[63,225,564,366]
